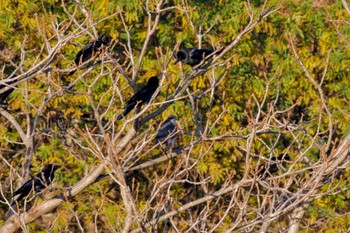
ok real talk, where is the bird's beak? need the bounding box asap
[175,121,182,131]
[54,165,61,170]
[174,59,180,64]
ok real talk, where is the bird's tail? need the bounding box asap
[94,173,110,183]
[117,113,124,121]
[117,106,133,120]
[12,189,20,197]
[10,198,18,206]
[67,69,76,76]
[11,193,24,205]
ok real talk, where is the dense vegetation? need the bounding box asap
[1,0,350,232]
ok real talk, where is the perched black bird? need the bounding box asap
[12,164,60,204]
[174,48,214,66]
[1,62,20,107]
[69,34,111,75]
[117,76,159,120]
[0,79,16,107]
[154,115,178,148]
[258,154,291,179]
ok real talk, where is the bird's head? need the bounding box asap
[98,34,111,46]
[277,153,291,161]
[174,50,187,64]
[53,165,61,171]
[43,164,61,173]
[167,115,178,122]
[147,76,159,86]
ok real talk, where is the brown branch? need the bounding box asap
[0,164,105,233]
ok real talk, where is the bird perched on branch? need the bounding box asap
[68,34,111,76]
[154,115,179,149]
[0,61,20,108]
[257,154,291,179]
[174,48,215,66]
[117,76,159,120]
[12,164,60,204]
[0,78,16,108]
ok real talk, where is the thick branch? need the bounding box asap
[0,164,106,233]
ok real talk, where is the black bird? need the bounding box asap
[117,76,159,120]
[69,34,111,75]
[0,78,17,108]
[174,48,214,66]
[0,61,20,107]
[258,154,291,179]
[154,115,178,148]
[12,164,60,204]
